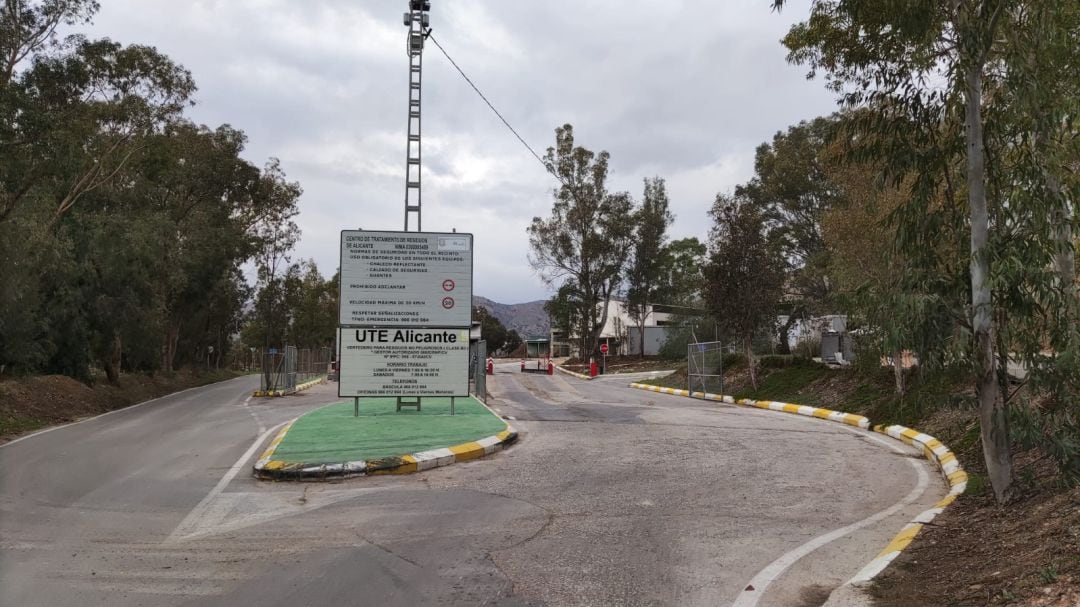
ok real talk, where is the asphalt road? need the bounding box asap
[0,366,944,607]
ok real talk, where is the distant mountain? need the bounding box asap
[474,296,549,338]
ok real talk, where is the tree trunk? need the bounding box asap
[589,286,614,360]
[104,333,122,384]
[638,315,647,359]
[965,63,1014,504]
[1033,120,1076,295]
[744,336,757,389]
[892,349,905,396]
[777,312,798,355]
[161,323,179,374]
[1048,172,1075,293]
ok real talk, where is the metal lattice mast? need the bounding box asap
[403,1,430,232]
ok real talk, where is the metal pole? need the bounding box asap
[403,1,428,232]
[687,343,691,395]
[354,397,359,417]
[397,1,431,414]
[719,341,724,395]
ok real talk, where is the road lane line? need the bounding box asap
[731,426,931,607]
[0,376,253,449]
[240,394,266,434]
[166,421,287,543]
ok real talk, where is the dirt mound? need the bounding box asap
[872,483,1080,606]
[0,370,240,442]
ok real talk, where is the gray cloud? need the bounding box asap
[86,0,835,304]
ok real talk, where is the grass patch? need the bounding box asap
[734,359,832,406]
[0,414,48,438]
[270,396,508,463]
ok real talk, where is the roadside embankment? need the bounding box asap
[0,369,245,442]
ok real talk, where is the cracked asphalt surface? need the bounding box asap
[0,364,944,606]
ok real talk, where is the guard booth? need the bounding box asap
[525,336,550,358]
[470,340,487,401]
[521,336,553,374]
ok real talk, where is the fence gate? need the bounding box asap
[471,340,487,402]
[260,349,293,392]
[261,345,318,392]
[687,340,724,397]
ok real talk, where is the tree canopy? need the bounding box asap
[777,0,1080,500]
[0,1,304,380]
[528,124,635,358]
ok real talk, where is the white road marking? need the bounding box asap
[731,426,932,607]
[0,376,251,449]
[166,421,286,543]
[240,394,266,434]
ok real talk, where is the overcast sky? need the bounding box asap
[86,0,836,304]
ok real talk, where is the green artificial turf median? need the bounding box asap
[269,396,508,464]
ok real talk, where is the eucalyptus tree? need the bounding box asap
[657,237,707,306]
[250,161,302,366]
[704,194,786,389]
[626,177,673,358]
[6,38,195,228]
[739,117,840,352]
[0,2,305,382]
[528,124,635,359]
[776,0,1080,501]
[284,262,337,350]
[0,0,99,86]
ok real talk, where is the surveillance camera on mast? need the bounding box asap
[403,1,431,26]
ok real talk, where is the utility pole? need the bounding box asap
[403,0,430,232]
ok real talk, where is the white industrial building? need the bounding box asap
[550,300,675,358]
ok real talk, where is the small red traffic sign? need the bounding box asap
[442,279,455,292]
[600,343,609,354]
[442,297,455,309]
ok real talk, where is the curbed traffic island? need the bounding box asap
[253,395,516,480]
[555,366,593,380]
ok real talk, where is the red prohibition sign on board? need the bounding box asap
[442,279,455,292]
[600,343,609,354]
[442,297,455,309]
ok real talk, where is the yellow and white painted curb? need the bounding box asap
[252,375,326,398]
[252,422,518,481]
[627,382,964,586]
[556,366,593,380]
[628,383,871,429]
[846,424,967,584]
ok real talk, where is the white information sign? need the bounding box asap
[339,230,472,327]
[337,327,469,397]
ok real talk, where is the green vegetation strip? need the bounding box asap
[270,396,507,463]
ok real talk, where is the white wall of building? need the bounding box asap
[627,326,673,356]
[552,300,674,357]
[779,315,847,350]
